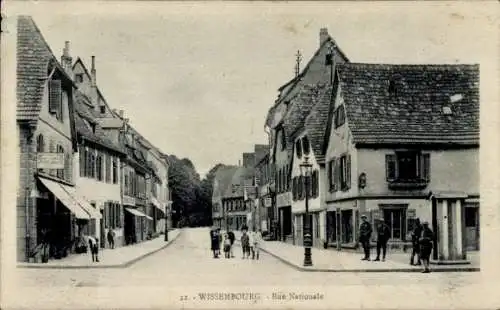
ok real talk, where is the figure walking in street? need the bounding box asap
[87,235,99,263]
[240,228,250,259]
[217,228,222,256]
[107,229,115,249]
[359,214,372,261]
[227,230,235,258]
[223,234,231,259]
[410,218,423,266]
[374,219,390,261]
[210,227,220,258]
[252,228,262,260]
[248,228,255,259]
[419,221,434,273]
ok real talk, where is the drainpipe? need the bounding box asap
[25,125,35,261]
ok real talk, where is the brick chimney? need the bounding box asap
[91,56,97,87]
[119,109,124,118]
[61,41,73,76]
[320,28,329,46]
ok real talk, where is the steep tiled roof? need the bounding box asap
[75,96,125,155]
[337,63,479,145]
[304,85,335,163]
[283,83,329,143]
[265,35,349,128]
[224,167,255,198]
[16,16,67,121]
[213,167,238,199]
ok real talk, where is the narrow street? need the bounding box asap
[15,228,481,287]
[5,228,493,309]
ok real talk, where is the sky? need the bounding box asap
[5,1,498,177]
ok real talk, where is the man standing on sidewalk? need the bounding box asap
[358,215,372,261]
[374,219,390,261]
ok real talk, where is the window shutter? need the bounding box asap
[327,161,332,190]
[79,146,85,177]
[422,153,430,182]
[334,158,341,191]
[49,79,62,115]
[385,154,397,181]
[346,155,351,189]
[312,170,318,198]
[292,177,296,200]
[104,202,109,229]
[115,204,119,228]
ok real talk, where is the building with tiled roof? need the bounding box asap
[16,16,99,262]
[323,63,480,256]
[264,28,350,244]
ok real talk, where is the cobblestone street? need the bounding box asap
[7,228,490,309]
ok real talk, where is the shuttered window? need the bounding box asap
[56,145,64,179]
[104,202,109,229]
[49,79,62,117]
[422,154,430,182]
[311,170,319,198]
[292,177,297,201]
[386,154,397,181]
[79,145,85,176]
[386,152,430,182]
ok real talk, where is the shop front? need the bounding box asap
[276,192,292,242]
[35,175,101,261]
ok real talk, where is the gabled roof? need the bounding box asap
[304,84,335,164]
[265,35,349,128]
[283,83,329,142]
[223,167,255,198]
[17,16,75,121]
[213,166,238,199]
[337,63,480,145]
[75,95,126,155]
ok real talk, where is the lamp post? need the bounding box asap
[300,155,313,267]
[164,202,170,241]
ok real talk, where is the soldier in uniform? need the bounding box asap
[374,218,390,261]
[358,214,373,261]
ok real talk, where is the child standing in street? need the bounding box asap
[252,229,262,260]
[223,234,231,259]
[240,229,250,259]
[87,235,99,263]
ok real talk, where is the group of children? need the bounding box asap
[239,227,262,259]
[210,226,262,260]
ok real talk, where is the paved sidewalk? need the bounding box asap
[228,230,480,272]
[17,229,181,269]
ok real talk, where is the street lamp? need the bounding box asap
[299,155,313,267]
[164,202,170,241]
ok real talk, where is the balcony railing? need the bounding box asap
[387,178,429,190]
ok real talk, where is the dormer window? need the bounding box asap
[302,136,310,155]
[334,105,346,128]
[75,74,84,83]
[296,140,303,159]
[100,105,106,114]
[443,106,452,115]
[49,78,64,122]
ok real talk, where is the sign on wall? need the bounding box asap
[276,192,292,207]
[37,153,64,169]
[264,198,272,207]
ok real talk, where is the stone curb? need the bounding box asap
[16,230,182,270]
[234,240,480,273]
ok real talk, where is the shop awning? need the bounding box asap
[125,207,153,220]
[38,177,90,220]
[150,197,165,213]
[64,187,102,219]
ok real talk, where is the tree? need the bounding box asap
[168,156,233,228]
